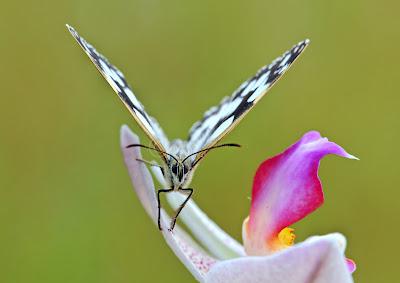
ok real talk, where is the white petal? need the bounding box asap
[150,166,245,259]
[160,213,217,281]
[120,124,158,221]
[167,192,245,259]
[305,233,347,253]
[120,125,217,281]
[204,235,354,283]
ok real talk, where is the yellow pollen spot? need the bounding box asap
[278,227,296,247]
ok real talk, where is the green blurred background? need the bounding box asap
[1,0,398,282]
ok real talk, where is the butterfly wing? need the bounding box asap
[187,40,309,159]
[67,25,169,156]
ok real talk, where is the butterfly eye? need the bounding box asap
[171,164,178,175]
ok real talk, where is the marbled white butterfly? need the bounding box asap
[67,25,309,231]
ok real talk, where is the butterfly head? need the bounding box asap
[164,140,241,188]
[167,157,194,188]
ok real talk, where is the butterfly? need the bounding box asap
[67,24,309,231]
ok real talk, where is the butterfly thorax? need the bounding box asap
[163,139,196,190]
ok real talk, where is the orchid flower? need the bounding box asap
[120,125,357,283]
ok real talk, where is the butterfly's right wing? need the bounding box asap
[67,25,169,157]
[187,40,309,159]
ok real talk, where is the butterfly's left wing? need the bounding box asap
[187,40,309,160]
[67,25,170,158]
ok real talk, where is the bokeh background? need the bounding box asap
[1,0,398,282]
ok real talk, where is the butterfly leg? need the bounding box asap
[157,188,174,230]
[169,188,193,231]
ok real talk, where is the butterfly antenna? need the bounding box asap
[183,143,241,164]
[126,144,179,162]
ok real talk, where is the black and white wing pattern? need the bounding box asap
[187,40,309,156]
[67,25,169,155]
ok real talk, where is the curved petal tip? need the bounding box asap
[346,258,357,273]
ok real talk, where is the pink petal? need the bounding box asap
[205,235,354,283]
[244,131,357,255]
[346,258,357,273]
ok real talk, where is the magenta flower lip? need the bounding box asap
[244,131,357,255]
[120,125,357,282]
